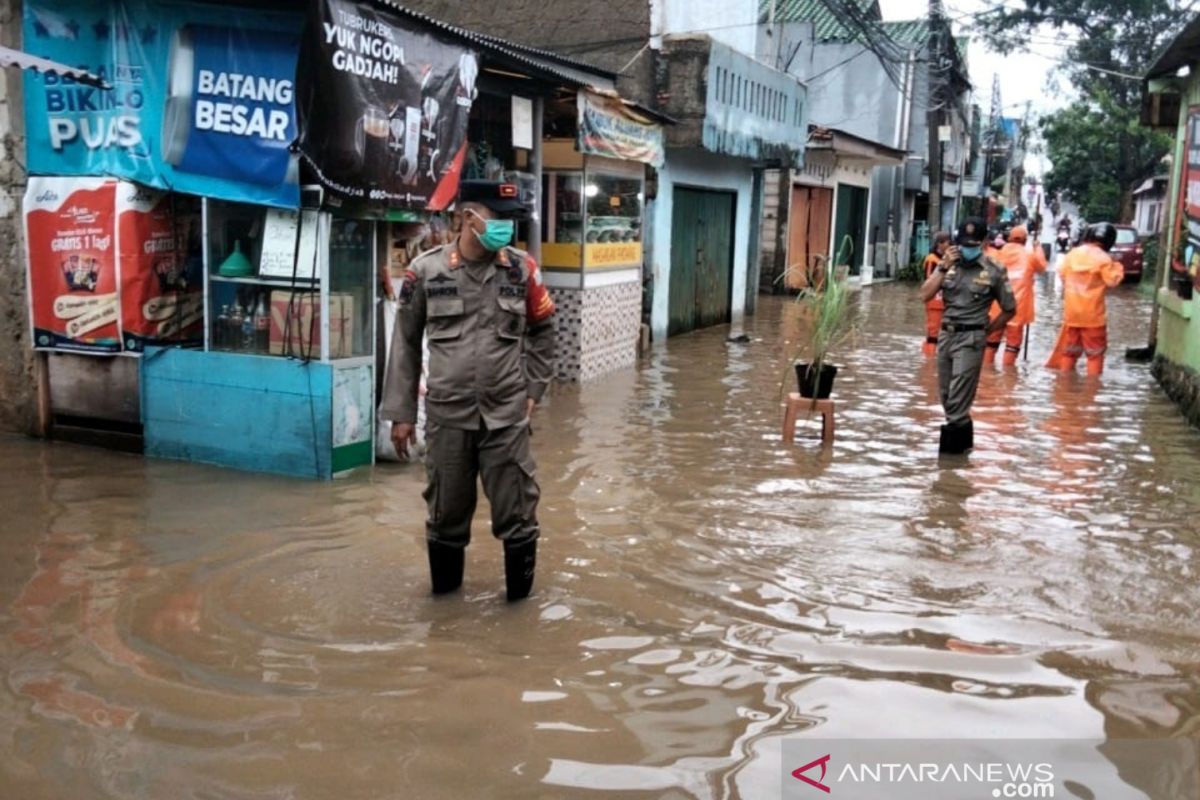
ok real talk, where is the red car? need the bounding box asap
[1110,225,1143,283]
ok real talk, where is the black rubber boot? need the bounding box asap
[504,539,537,602]
[939,421,974,455]
[428,541,464,594]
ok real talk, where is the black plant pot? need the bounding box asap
[794,362,838,399]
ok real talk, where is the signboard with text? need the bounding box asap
[297,0,477,209]
[22,0,302,207]
[577,91,664,168]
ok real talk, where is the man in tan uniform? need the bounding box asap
[381,180,556,600]
[920,217,1016,454]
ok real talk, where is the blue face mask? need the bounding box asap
[960,245,982,262]
[473,218,515,251]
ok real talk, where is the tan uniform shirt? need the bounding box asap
[941,255,1016,326]
[380,242,557,430]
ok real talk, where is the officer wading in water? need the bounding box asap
[381,180,556,600]
[920,217,1016,454]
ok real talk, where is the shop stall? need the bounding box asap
[538,91,664,381]
[21,0,633,477]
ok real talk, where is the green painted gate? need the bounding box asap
[668,188,736,336]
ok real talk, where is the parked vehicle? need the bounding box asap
[1109,224,1143,283]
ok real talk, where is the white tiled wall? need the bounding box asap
[549,280,641,383]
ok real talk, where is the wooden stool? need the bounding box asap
[783,393,835,443]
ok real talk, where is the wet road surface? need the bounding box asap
[2,276,1199,799]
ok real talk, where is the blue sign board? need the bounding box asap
[23,1,303,207]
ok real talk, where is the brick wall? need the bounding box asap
[398,0,654,105]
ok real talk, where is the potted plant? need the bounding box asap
[792,236,857,399]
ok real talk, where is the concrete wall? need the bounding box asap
[654,0,758,57]
[649,148,753,340]
[0,0,36,434]
[1153,74,1200,429]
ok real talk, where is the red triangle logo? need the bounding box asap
[791,754,832,793]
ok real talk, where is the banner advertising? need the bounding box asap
[22,1,302,207]
[577,91,664,168]
[116,185,203,352]
[297,0,477,209]
[25,177,122,354]
[1172,107,1200,285]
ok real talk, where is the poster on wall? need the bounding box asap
[116,184,203,352]
[24,177,122,354]
[22,0,303,207]
[1173,106,1200,285]
[577,91,664,168]
[296,0,477,209]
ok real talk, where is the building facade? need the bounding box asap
[1143,15,1200,427]
[403,0,808,342]
[757,3,972,281]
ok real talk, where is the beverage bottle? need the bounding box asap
[215,304,229,350]
[254,293,270,353]
[240,300,254,351]
[227,305,242,351]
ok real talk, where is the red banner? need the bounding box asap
[116,185,203,352]
[25,177,121,353]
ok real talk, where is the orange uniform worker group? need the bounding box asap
[919,221,1125,452]
[922,221,1124,374]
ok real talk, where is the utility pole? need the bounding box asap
[978,73,1002,221]
[926,0,944,232]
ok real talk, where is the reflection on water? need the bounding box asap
[2,281,1199,799]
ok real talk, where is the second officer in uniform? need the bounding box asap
[920,217,1016,454]
[381,180,557,600]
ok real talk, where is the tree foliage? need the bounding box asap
[1040,96,1172,220]
[977,0,1190,221]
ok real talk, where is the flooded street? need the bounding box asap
[3,277,1199,799]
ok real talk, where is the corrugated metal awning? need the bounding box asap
[0,44,109,89]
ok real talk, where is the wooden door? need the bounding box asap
[669,188,735,336]
[785,185,834,290]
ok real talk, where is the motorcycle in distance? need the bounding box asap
[1056,228,1071,253]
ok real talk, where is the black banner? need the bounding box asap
[297,0,476,209]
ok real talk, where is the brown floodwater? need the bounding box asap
[2,277,1199,799]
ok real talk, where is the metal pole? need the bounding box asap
[529,95,544,267]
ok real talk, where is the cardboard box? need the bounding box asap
[269,291,354,359]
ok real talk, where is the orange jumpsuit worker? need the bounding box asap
[1045,223,1124,376]
[922,231,952,356]
[994,225,1048,365]
[982,230,1007,364]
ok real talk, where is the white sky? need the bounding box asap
[880,0,1075,176]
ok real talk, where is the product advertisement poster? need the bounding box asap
[24,176,122,354]
[116,184,203,352]
[297,0,477,209]
[22,0,303,207]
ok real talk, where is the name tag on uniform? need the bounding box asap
[426,285,459,298]
[499,285,526,298]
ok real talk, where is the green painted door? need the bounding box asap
[669,188,735,336]
[833,183,868,274]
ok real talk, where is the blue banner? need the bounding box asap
[23,1,302,207]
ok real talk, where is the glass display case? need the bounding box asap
[540,162,644,273]
[584,172,642,244]
[202,198,375,363]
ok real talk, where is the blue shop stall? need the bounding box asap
[21,0,623,478]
